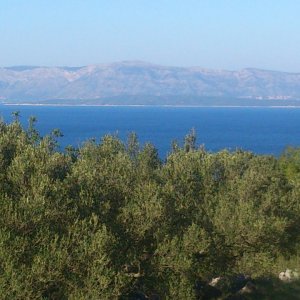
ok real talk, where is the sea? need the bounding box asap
[1,105,300,157]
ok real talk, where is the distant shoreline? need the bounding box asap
[2,103,300,108]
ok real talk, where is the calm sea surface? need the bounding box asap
[1,105,300,157]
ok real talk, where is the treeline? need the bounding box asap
[0,118,299,299]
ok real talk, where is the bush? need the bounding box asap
[0,119,299,299]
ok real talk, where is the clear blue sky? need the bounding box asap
[1,0,300,72]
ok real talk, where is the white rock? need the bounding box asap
[285,269,292,280]
[209,277,222,287]
[279,271,287,281]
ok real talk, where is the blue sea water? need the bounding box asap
[1,105,300,157]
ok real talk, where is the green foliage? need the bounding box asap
[279,146,300,182]
[0,120,299,299]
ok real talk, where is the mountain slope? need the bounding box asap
[0,61,300,105]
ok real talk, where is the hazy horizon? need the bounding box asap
[1,60,300,74]
[1,1,300,72]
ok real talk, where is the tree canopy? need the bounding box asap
[0,119,299,299]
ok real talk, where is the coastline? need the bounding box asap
[2,103,300,108]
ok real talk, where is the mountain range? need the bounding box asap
[1,61,300,106]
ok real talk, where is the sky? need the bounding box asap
[1,0,300,72]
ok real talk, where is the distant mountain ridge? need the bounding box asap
[1,61,300,106]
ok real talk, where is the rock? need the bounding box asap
[279,271,288,281]
[238,281,256,294]
[208,274,250,293]
[196,280,222,300]
[285,269,293,280]
[279,269,299,282]
[209,277,222,287]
